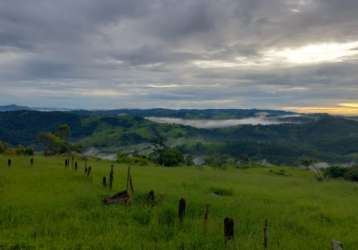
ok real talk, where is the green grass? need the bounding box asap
[1,155,358,249]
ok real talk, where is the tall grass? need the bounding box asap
[0,155,358,249]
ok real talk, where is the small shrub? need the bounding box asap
[344,166,358,182]
[323,166,347,178]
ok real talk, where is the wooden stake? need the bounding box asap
[109,165,114,190]
[178,198,186,223]
[102,176,107,187]
[126,166,134,194]
[224,217,234,241]
[264,219,268,250]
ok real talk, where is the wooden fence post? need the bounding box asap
[87,166,92,176]
[7,159,11,167]
[103,176,107,187]
[264,219,268,250]
[147,190,155,206]
[126,166,134,194]
[74,162,78,170]
[178,198,186,223]
[30,158,34,166]
[204,204,209,226]
[224,217,234,241]
[109,165,114,190]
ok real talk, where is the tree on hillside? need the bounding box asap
[55,124,71,141]
[0,141,8,154]
[38,124,80,155]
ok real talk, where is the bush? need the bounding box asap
[15,145,34,156]
[117,153,152,166]
[0,141,8,154]
[344,166,358,182]
[324,166,347,178]
[152,147,184,167]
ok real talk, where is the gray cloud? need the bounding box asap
[0,0,358,111]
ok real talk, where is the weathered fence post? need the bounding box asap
[126,166,134,194]
[264,219,268,250]
[65,159,68,167]
[224,217,234,242]
[204,204,209,226]
[87,166,92,176]
[84,167,88,175]
[147,190,155,206]
[178,198,186,223]
[102,176,107,187]
[30,158,34,166]
[7,159,11,167]
[109,165,114,189]
[74,161,78,170]
[332,240,343,250]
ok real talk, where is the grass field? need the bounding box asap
[1,155,358,249]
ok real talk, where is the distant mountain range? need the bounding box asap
[0,108,358,165]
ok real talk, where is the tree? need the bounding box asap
[38,132,69,155]
[0,141,8,154]
[154,147,184,167]
[344,166,358,182]
[55,124,71,141]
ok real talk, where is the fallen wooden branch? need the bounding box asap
[103,190,130,205]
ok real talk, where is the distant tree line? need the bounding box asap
[324,166,358,182]
[0,141,33,156]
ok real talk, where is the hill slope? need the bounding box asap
[0,155,357,249]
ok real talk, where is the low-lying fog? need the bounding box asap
[146,115,296,129]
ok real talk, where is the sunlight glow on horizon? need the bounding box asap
[193,41,358,69]
[286,103,358,116]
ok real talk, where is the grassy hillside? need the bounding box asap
[1,155,358,249]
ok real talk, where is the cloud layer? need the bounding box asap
[1,0,358,113]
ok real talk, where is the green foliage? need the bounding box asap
[117,153,153,166]
[324,166,348,178]
[152,147,184,167]
[0,141,8,154]
[14,145,34,156]
[55,124,71,141]
[2,111,358,165]
[344,166,358,181]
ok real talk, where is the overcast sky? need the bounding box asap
[1,0,358,114]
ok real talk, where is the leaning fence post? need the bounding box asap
[264,219,268,250]
[126,166,134,194]
[224,217,234,242]
[147,190,155,206]
[332,240,343,250]
[109,165,114,190]
[87,166,92,176]
[178,198,186,223]
[102,176,107,187]
[204,204,209,226]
